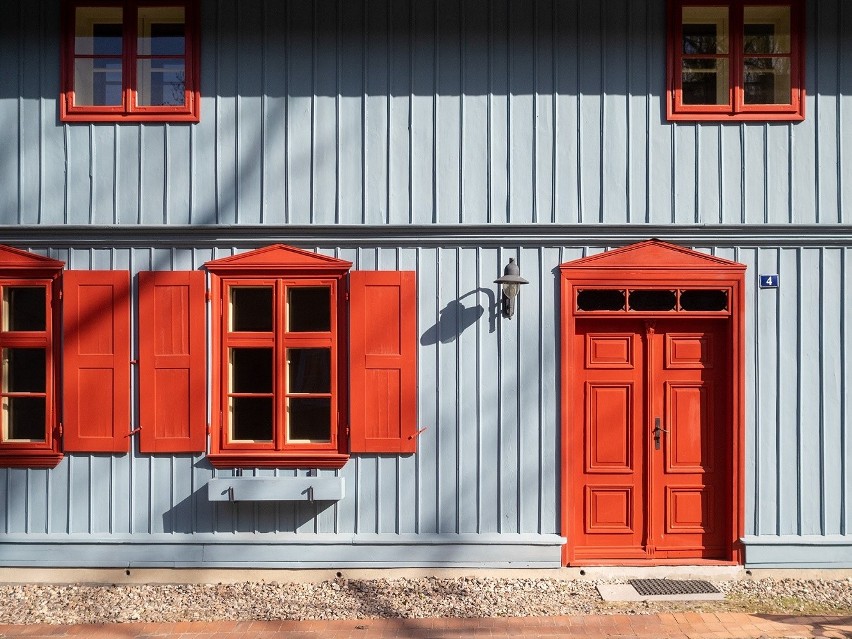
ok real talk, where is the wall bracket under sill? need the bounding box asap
[207,477,345,502]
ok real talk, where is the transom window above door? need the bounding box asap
[576,289,730,313]
[667,0,805,121]
[61,0,200,122]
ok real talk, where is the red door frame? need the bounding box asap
[558,240,746,566]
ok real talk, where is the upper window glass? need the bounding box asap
[668,1,804,121]
[62,0,199,122]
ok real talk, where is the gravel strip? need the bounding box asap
[1,577,851,625]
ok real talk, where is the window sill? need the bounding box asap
[60,111,201,124]
[207,452,350,470]
[0,451,64,469]
[666,110,805,123]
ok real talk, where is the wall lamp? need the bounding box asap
[494,258,529,319]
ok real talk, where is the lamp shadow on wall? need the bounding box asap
[419,288,496,346]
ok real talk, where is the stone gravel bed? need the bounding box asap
[1,577,851,625]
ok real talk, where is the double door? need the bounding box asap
[571,318,729,561]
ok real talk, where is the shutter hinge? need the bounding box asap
[345,291,350,301]
[205,290,211,302]
[408,426,428,440]
[58,289,63,300]
[129,427,141,436]
[57,422,63,437]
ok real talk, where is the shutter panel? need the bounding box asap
[138,271,206,453]
[349,271,417,453]
[63,270,131,453]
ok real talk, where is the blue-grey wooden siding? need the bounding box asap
[1,0,852,567]
[2,0,852,226]
[0,242,847,567]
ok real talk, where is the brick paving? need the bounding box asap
[1,614,851,639]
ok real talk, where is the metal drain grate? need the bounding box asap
[628,579,720,596]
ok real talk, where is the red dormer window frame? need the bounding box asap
[667,0,805,122]
[60,0,200,123]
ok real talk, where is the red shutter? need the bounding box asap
[63,270,131,453]
[349,271,417,453]
[138,271,206,453]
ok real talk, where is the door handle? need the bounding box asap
[653,417,668,450]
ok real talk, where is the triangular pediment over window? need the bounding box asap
[0,244,64,274]
[559,239,744,273]
[205,244,352,274]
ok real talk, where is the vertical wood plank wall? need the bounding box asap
[0,0,851,566]
[1,0,851,227]
[0,245,847,562]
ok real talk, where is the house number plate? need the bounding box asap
[759,275,779,289]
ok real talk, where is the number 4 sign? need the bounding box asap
[759,274,779,289]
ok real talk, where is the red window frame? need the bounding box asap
[61,0,200,123]
[218,278,341,455]
[667,0,805,122]
[206,246,353,469]
[0,251,64,469]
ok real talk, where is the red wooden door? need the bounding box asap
[572,318,729,562]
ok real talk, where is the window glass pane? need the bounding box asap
[136,59,186,106]
[682,7,728,54]
[74,59,122,106]
[288,397,331,442]
[680,289,728,311]
[75,7,123,55]
[229,397,273,441]
[628,290,677,312]
[230,348,272,393]
[137,7,185,55]
[230,287,273,332]
[3,397,45,442]
[682,59,729,105]
[288,287,331,332]
[576,290,625,312]
[744,6,790,54]
[4,349,46,393]
[744,57,791,104]
[288,349,331,393]
[3,287,45,331]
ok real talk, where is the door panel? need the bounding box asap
[573,318,728,561]
[573,321,646,560]
[652,321,726,557]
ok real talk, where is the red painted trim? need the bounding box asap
[206,245,351,468]
[0,263,64,468]
[207,452,350,470]
[62,270,131,453]
[666,0,805,122]
[0,451,64,469]
[349,271,418,454]
[138,270,206,453]
[60,0,200,123]
[559,240,746,566]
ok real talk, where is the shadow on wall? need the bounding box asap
[420,288,497,345]
[163,475,338,534]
